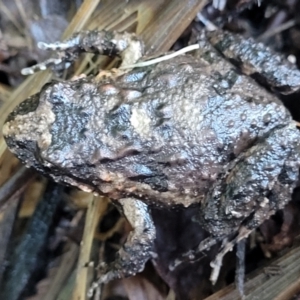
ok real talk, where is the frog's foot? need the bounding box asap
[88,198,156,298]
[95,68,125,81]
[21,30,144,75]
[70,73,87,81]
[169,226,251,287]
[210,226,251,285]
[169,234,223,271]
[21,57,71,75]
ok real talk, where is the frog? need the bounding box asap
[3,28,300,294]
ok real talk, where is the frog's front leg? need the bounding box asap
[89,197,156,296]
[21,31,144,75]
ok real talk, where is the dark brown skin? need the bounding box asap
[3,30,300,290]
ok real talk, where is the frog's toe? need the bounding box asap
[21,58,67,75]
[210,226,252,285]
[37,40,73,51]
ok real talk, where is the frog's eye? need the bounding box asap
[78,110,90,118]
[120,133,130,141]
[41,81,57,91]
[49,94,65,105]
[5,93,40,122]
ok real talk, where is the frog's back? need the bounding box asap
[3,52,294,207]
[89,54,292,205]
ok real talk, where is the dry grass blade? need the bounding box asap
[274,277,300,300]
[257,19,296,42]
[63,0,101,38]
[0,0,24,35]
[141,0,207,52]
[14,0,31,48]
[204,237,300,300]
[26,242,79,300]
[18,178,47,218]
[0,166,34,208]
[0,83,12,102]
[0,149,20,185]
[0,193,20,283]
[72,196,109,300]
[122,275,165,300]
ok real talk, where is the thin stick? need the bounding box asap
[120,44,200,69]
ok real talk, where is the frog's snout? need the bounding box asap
[5,93,40,124]
[3,94,39,146]
[3,92,55,161]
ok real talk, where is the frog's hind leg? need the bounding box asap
[22,31,144,75]
[88,197,156,297]
[206,30,300,94]
[172,123,300,290]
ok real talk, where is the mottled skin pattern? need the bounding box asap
[3,30,300,288]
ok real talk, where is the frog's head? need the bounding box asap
[3,85,55,174]
[3,78,148,194]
